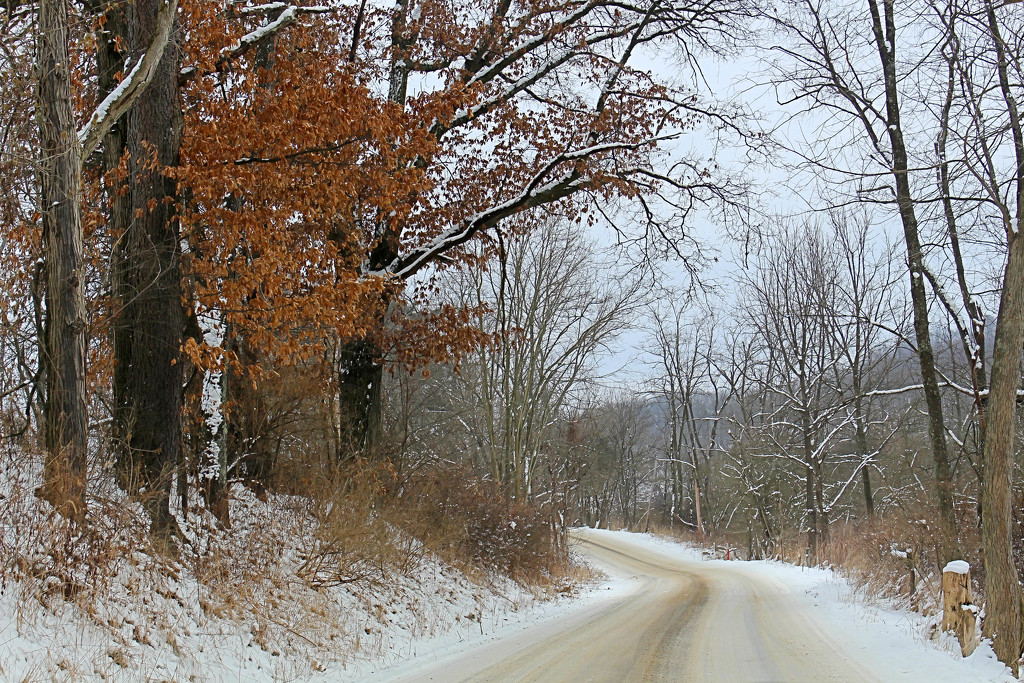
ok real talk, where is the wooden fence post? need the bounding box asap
[942,560,978,657]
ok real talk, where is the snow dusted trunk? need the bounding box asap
[197,310,230,524]
[36,0,88,520]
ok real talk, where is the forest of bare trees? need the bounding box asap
[3,0,1024,674]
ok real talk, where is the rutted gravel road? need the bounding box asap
[377,529,881,682]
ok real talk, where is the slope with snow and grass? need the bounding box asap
[2,438,1016,683]
[0,446,586,682]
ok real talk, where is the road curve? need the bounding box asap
[377,529,880,682]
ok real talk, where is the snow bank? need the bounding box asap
[0,452,583,681]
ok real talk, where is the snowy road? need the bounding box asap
[373,529,881,682]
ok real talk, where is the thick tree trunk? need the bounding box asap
[979,231,1024,673]
[110,0,185,542]
[36,0,88,519]
[979,0,1024,671]
[336,338,384,458]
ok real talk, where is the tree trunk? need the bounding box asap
[861,466,874,517]
[332,0,410,459]
[110,0,185,543]
[36,0,88,520]
[979,0,1024,670]
[814,457,829,548]
[853,393,875,516]
[805,462,818,563]
[336,338,384,458]
[982,276,1024,668]
[942,561,978,657]
[691,453,704,540]
[867,0,955,535]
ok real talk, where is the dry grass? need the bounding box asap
[396,463,564,582]
[0,441,576,678]
[0,442,144,606]
[286,459,569,590]
[816,512,983,617]
[631,508,983,620]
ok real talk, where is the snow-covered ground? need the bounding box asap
[0,469,586,682]
[2,504,1016,682]
[357,550,636,681]
[0,553,570,682]
[580,528,1015,683]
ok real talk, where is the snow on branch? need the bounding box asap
[863,378,988,399]
[220,5,299,63]
[863,383,926,397]
[232,1,291,15]
[366,138,666,280]
[176,3,338,85]
[377,172,587,280]
[920,263,978,357]
[442,22,645,137]
[78,0,178,159]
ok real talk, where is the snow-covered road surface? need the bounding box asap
[367,528,1013,682]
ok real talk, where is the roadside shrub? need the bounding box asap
[0,443,142,603]
[397,464,560,581]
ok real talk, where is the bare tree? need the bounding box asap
[579,392,655,528]
[830,213,901,517]
[30,0,176,522]
[649,305,731,536]
[446,219,644,500]
[744,223,859,559]
[947,0,1024,668]
[770,0,957,534]
[34,0,87,518]
[715,326,785,557]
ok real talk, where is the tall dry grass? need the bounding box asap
[629,507,983,619]
[289,459,568,589]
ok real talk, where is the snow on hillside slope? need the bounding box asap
[0,467,583,682]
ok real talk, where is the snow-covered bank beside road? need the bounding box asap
[0,474,584,682]
[581,528,1015,682]
[355,557,635,681]
[0,554,585,682]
